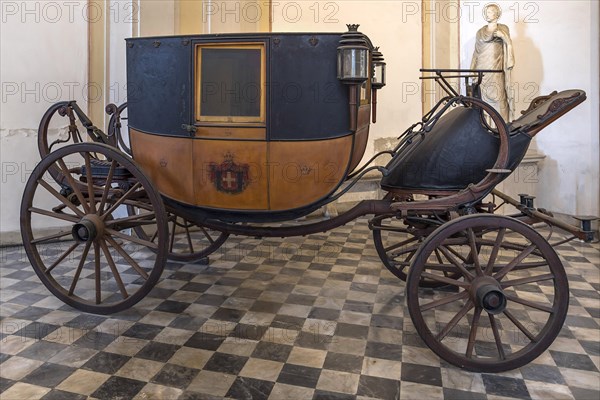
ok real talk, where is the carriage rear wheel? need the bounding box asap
[21,143,168,314]
[127,208,229,262]
[372,214,462,288]
[406,214,569,372]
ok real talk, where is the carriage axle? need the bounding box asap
[471,276,507,315]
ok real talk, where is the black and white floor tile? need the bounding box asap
[0,217,598,399]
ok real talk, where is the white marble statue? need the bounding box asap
[471,3,515,121]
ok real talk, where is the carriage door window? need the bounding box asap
[195,43,265,124]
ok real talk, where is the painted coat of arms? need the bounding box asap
[209,151,250,194]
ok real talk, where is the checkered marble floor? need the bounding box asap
[1,217,598,400]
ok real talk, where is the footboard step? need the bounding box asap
[486,168,511,174]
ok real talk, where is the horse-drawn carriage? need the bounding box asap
[21,25,592,372]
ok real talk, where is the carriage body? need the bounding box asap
[22,25,594,374]
[126,32,373,221]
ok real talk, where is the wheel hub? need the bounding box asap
[72,214,104,242]
[470,276,506,315]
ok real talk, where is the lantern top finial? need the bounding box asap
[346,24,360,32]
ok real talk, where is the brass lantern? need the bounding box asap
[371,47,385,123]
[371,47,386,89]
[337,24,370,84]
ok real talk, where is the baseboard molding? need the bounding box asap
[0,230,25,247]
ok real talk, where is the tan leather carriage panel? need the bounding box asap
[130,131,354,212]
[193,140,268,210]
[348,105,371,173]
[357,104,371,129]
[130,129,195,204]
[348,124,369,173]
[194,126,266,140]
[269,136,353,210]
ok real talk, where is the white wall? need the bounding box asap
[0,0,89,243]
[271,0,423,162]
[460,0,599,216]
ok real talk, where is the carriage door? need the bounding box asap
[191,41,269,210]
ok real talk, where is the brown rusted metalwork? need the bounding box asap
[170,199,393,238]
[492,189,592,241]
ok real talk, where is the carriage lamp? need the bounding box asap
[371,47,386,89]
[337,24,370,132]
[337,24,370,83]
[371,47,385,123]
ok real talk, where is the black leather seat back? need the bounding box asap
[381,107,531,192]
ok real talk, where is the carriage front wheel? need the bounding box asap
[406,214,569,372]
[21,143,168,314]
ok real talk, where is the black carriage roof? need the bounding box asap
[125,32,347,41]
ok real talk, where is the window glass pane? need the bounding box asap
[200,48,261,117]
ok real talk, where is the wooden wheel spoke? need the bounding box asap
[406,248,417,260]
[399,249,417,267]
[124,199,154,213]
[434,249,444,264]
[485,228,505,275]
[98,160,117,214]
[476,238,543,257]
[443,243,469,263]
[31,230,72,244]
[100,240,129,299]
[494,244,537,280]
[501,273,554,288]
[45,242,79,274]
[56,158,89,213]
[505,293,553,313]
[422,263,462,272]
[384,236,419,253]
[150,229,159,243]
[489,314,506,360]
[68,241,92,295]
[101,182,142,220]
[169,219,177,252]
[106,212,157,227]
[199,226,215,244]
[29,207,79,223]
[436,300,474,341]
[106,228,159,250]
[512,261,549,269]
[503,309,537,342]
[83,153,96,212]
[94,242,101,304]
[390,244,420,259]
[438,246,474,281]
[434,249,451,278]
[466,307,482,358]
[420,271,469,288]
[420,291,469,312]
[105,236,149,280]
[38,179,84,217]
[467,228,483,276]
[184,224,195,254]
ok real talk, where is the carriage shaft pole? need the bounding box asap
[492,190,591,241]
